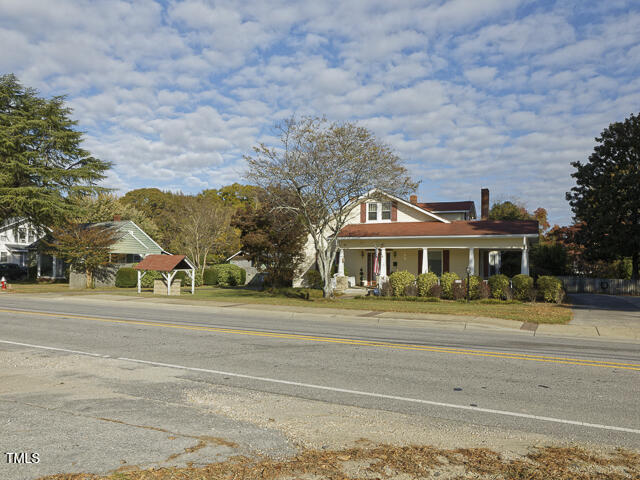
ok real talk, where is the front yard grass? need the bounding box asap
[130,285,572,324]
[5,283,572,324]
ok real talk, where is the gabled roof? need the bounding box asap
[91,220,165,255]
[133,254,194,271]
[338,220,539,238]
[356,189,451,223]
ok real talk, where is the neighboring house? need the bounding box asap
[294,188,538,287]
[226,251,257,284]
[69,217,166,288]
[1,216,165,285]
[0,218,65,279]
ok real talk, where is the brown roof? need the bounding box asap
[338,220,539,238]
[133,254,192,271]
[418,201,475,212]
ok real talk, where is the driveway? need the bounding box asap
[570,293,640,328]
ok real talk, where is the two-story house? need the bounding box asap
[294,188,538,287]
[0,218,65,279]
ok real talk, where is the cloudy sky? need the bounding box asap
[2,0,639,225]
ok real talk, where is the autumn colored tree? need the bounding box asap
[44,222,119,288]
[233,188,306,287]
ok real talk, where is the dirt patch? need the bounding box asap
[37,444,640,479]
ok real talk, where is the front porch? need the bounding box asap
[336,239,531,287]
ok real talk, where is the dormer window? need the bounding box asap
[381,201,392,220]
[368,203,377,221]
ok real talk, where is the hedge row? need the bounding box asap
[382,271,564,303]
[203,264,246,286]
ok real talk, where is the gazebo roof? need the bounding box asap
[133,254,193,272]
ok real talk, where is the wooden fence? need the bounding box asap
[558,276,640,295]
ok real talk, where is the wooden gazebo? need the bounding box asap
[133,254,196,295]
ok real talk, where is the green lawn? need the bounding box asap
[7,283,572,324]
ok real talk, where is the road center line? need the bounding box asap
[0,338,637,435]
[0,307,639,370]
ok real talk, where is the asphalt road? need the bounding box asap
[1,294,639,479]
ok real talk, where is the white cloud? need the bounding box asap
[1,0,639,224]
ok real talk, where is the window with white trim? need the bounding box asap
[367,203,377,221]
[0,251,6,262]
[381,201,392,220]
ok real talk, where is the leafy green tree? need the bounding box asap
[203,183,260,208]
[70,193,160,241]
[488,201,532,221]
[0,74,110,226]
[120,188,171,219]
[43,222,119,288]
[566,113,640,279]
[530,243,569,277]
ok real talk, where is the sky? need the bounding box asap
[1,0,639,226]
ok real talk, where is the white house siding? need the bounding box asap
[395,204,438,222]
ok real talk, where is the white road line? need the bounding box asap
[118,357,640,435]
[1,338,638,435]
[0,340,111,358]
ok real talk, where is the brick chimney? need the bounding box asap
[481,188,489,220]
[409,194,418,204]
[113,215,122,222]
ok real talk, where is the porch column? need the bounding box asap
[337,248,345,276]
[521,238,529,275]
[52,256,58,278]
[468,247,476,275]
[421,248,429,274]
[37,254,42,278]
[379,247,386,281]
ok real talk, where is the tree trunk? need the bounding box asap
[86,270,93,289]
[317,250,333,298]
[633,251,639,280]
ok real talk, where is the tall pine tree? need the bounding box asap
[0,74,111,227]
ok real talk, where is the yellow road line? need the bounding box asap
[1,308,639,371]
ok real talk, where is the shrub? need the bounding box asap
[404,283,418,297]
[452,282,466,300]
[537,276,563,303]
[388,270,416,296]
[416,272,439,297]
[428,284,442,298]
[440,272,460,299]
[512,274,534,301]
[209,264,245,286]
[380,280,393,297]
[203,268,218,286]
[141,270,163,288]
[305,269,323,289]
[463,275,482,300]
[488,274,510,300]
[477,281,490,299]
[115,267,137,288]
